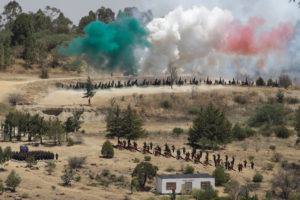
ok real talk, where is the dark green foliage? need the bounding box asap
[0,146,12,165]
[276,90,284,103]
[68,156,86,169]
[212,166,230,186]
[45,162,56,175]
[83,76,95,105]
[51,13,72,34]
[279,74,292,89]
[0,31,12,68]
[269,145,276,151]
[232,123,247,141]
[64,111,83,139]
[0,180,4,194]
[188,103,232,145]
[61,168,75,186]
[188,106,202,115]
[106,104,123,140]
[96,7,115,24]
[267,78,274,87]
[184,165,194,174]
[26,156,37,168]
[248,104,286,127]
[160,100,173,109]
[62,57,82,72]
[240,190,259,200]
[144,156,151,161]
[275,126,290,138]
[295,107,300,135]
[132,162,158,189]
[101,140,114,158]
[253,173,263,182]
[191,185,219,200]
[39,68,49,79]
[233,95,247,105]
[256,77,265,86]
[78,11,96,33]
[11,13,34,45]
[272,152,283,162]
[172,127,184,136]
[2,1,22,21]
[5,170,21,192]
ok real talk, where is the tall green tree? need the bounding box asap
[77,11,96,33]
[2,1,22,21]
[106,104,124,140]
[83,76,95,105]
[64,111,83,140]
[132,162,158,189]
[11,13,34,45]
[32,9,52,32]
[188,103,232,145]
[122,105,146,142]
[52,13,72,33]
[47,119,65,145]
[96,7,115,23]
[23,34,36,65]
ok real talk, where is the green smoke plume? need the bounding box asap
[61,14,150,74]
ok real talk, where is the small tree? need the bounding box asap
[45,162,56,175]
[132,162,158,189]
[101,140,114,158]
[184,165,195,174]
[61,168,75,186]
[173,127,184,137]
[256,77,265,86]
[191,185,219,200]
[224,180,241,200]
[279,74,292,89]
[212,166,230,186]
[232,123,247,141]
[39,68,49,79]
[68,156,86,169]
[277,90,284,104]
[26,156,37,168]
[5,170,21,192]
[0,180,4,195]
[82,76,95,105]
[275,126,290,138]
[253,172,263,182]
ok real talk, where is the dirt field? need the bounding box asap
[0,72,300,200]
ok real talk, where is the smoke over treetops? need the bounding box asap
[63,5,299,80]
[61,13,150,74]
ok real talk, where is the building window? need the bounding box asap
[201,181,211,189]
[166,182,176,190]
[185,182,192,191]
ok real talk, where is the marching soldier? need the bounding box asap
[186,152,190,161]
[176,149,181,160]
[244,160,247,168]
[150,142,153,150]
[183,147,186,154]
[251,161,254,169]
[172,145,175,153]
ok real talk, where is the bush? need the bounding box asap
[166,166,175,172]
[275,126,290,138]
[188,107,202,115]
[45,162,56,175]
[212,166,230,186]
[286,97,299,104]
[248,155,255,161]
[5,170,21,192]
[191,185,219,200]
[132,162,158,189]
[75,176,81,182]
[133,158,140,163]
[0,180,4,195]
[248,104,286,127]
[232,123,247,141]
[233,95,247,105]
[40,68,49,79]
[279,74,292,89]
[276,90,284,104]
[26,156,37,168]
[256,77,265,86]
[272,152,283,162]
[263,163,274,171]
[253,173,263,182]
[101,169,110,177]
[101,140,114,158]
[144,156,151,161]
[160,100,173,109]
[184,165,194,174]
[61,168,75,186]
[173,127,184,136]
[269,145,276,151]
[67,138,74,146]
[68,156,86,169]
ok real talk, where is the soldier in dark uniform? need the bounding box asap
[225,155,228,163]
[213,154,216,166]
[150,142,153,150]
[172,145,175,153]
[133,142,137,150]
[183,147,186,154]
[251,161,254,169]
[191,148,196,160]
[186,152,190,161]
[176,149,181,160]
[244,160,247,168]
[55,153,58,160]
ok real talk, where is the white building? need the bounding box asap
[156,174,215,194]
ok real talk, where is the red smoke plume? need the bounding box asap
[223,17,295,55]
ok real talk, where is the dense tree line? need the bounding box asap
[0,1,152,72]
[1,111,81,144]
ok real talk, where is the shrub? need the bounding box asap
[101,169,110,177]
[272,152,283,162]
[279,74,292,89]
[233,95,247,104]
[276,90,284,104]
[286,97,299,104]
[5,170,21,192]
[191,185,219,200]
[248,156,254,161]
[166,166,175,172]
[75,176,81,182]
[144,156,151,162]
[133,158,140,163]
[40,68,49,79]
[244,126,256,137]
[173,127,184,136]
[0,180,4,194]
[101,140,114,158]
[61,168,75,186]
[45,162,56,175]
[212,166,230,186]
[269,145,276,151]
[68,156,86,169]
[26,156,37,168]
[184,165,194,174]
[67,138,74,146]
[232,123,247,141]
[160,100,173,109]
[264,163,274,171]
[248,104,286,127]
[188,107,202,115]
[253,173,263,182]
[275,126,290,138]
[256,77,265,86]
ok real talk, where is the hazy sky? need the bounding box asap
[0,0,299,25]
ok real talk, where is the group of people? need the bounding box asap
[116,140,255,172]
[61,77,258,91]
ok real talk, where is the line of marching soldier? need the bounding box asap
[115,141,255,171]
